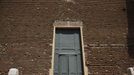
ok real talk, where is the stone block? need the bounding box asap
[8,68,19,75]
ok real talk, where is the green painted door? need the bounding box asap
[54,28,83,75]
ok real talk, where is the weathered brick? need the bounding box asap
[0,0,134,75]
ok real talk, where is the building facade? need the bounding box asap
[0,0,134,75]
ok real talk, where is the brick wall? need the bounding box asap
[0,0,133,75]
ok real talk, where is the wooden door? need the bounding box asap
[54,28,83,75]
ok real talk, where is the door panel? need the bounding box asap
[69,55,77,75]
[59,55,68,75]
[54,54,59,75]
[54,28,83,75]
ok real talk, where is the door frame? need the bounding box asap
[49,21,88,75]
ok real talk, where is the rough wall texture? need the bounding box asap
[0,0,133,75]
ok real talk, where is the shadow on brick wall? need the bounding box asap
[126,0,134,58]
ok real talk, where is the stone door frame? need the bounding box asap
[49,21,88,75]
